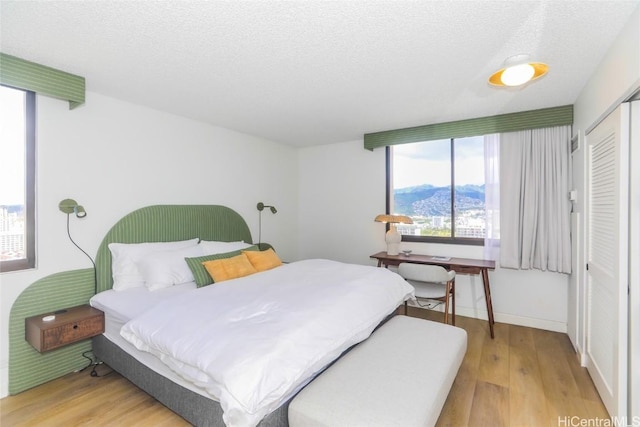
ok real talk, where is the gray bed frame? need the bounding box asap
[92,335,289,426]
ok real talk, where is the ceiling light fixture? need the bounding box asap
[489,54,548,87]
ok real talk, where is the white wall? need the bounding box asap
[0,91,298,397]
[570,4,640,357]
[298,140,569,333]
[573,5,640,135]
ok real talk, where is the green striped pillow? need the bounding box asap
[186,245,260,287]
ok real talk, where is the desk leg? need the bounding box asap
[481,268,495,339]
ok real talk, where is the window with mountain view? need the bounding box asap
[1,85,36,272]
[388,136,485,244]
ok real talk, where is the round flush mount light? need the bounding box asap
[489,54,548,87]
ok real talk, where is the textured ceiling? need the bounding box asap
[1,1,638,147]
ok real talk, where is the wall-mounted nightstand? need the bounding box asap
[25,304,104,352]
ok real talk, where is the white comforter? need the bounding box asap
[120,259,414,427]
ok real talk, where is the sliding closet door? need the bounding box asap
[585,103,629,419]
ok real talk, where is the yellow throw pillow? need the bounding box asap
[243,248,283,272]
[202,253,258,283]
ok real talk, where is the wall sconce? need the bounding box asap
[257,202,277,214]
[59,198,96,292]
[59,198,87,218]
[374,214,413,256]
[257,202,277,247]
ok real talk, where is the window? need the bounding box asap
[387,136,485,244]
[1,85,35,272]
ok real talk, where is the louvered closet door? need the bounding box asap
[586,103,629,419]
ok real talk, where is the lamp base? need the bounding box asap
[385,227,401,256]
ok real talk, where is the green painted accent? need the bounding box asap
[0,53,85,109]
[364,105,574,150]
[95,205,253,292]
[9,269,95,395]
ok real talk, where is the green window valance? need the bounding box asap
[364,104,573,150]
[0,53,85,109]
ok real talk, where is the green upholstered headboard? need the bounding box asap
[95,205,253,293]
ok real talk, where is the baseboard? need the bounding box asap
[406,301,567,333]
[0,365,8,398]
[579,350,589,367]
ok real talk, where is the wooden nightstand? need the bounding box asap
[25,304,104,352]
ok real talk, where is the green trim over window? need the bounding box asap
[364,105,573,150]
[0,53,85,109]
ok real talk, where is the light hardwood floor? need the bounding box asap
[1,309,608,426]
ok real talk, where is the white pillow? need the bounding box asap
[109,238,199,291]
[199,240,254,256]
[137,245,204,291]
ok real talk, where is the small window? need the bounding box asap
[387,136,485,245]
[1,85,36,272]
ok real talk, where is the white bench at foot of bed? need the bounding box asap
[288,315,467,427]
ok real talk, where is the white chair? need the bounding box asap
[398,263,456,325]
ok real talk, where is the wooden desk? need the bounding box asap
[370,251,497,338]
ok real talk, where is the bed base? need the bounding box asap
[92,335,290,427]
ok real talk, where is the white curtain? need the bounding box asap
[484,133,500,261]
[500,125,572,273]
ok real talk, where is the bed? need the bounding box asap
[90,205,413,427]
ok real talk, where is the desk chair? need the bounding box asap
[398,263,456,325]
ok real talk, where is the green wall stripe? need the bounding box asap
[9,269,95,394]
[0,53,85,109]
[95,205,253,293]
[364,105,574,150]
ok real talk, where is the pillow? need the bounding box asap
[186,245,260,287]
[109,238,199,291]
[243,248,283,272]
[138,245,204,291]
[199,240,254,256]
[202,253,257,283]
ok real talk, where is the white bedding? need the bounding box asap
[91,281,197,326]
[120,259,414,427]
[89,282,217,400]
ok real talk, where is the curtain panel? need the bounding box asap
[500,125,572,274]
[484,134,500,261]
[0,53,85,109]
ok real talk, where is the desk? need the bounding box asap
[370,251,497,338]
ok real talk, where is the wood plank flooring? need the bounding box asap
[1,309,609,426]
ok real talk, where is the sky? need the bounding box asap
[392,136,485,189]
[0,85,26,205]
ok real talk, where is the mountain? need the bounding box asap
[393,184,484,217]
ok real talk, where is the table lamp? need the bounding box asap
[374,214,413,256]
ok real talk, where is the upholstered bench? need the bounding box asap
[288,315,467,427]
